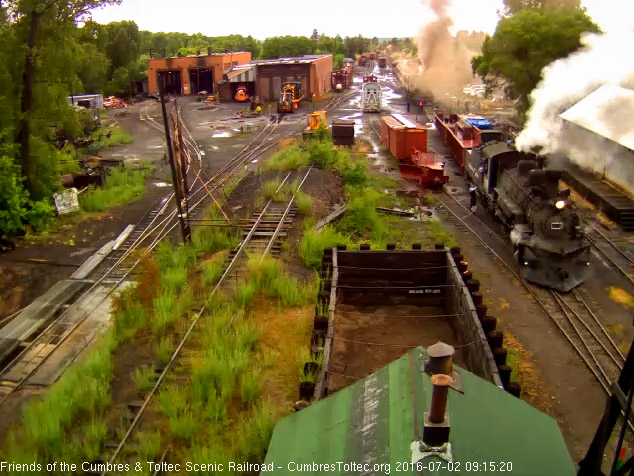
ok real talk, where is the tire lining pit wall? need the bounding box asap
[313,246,507,401]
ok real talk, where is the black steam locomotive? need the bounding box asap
[465,141,590,292]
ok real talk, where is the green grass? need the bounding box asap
[192,226,238,255]
[152,291,180,336]
[113,300,149,342]
[161,266,187,293]
[201,260,224,287]
[236,280,258,308]
[266,144,309,171]
[296,191,313,215]
[236,402,276,461]
[94,126,133,148]
[154,336,174,366]
[80,166,151,212]
[169,412,198,441]
[155,242,197,275]
[132,430,162,461]
[261,178,282,200]
[233,320,259,352]
[240,372,261,406]
[245,254,314,306]
[132,365,155,392]
[80,418,107,461]
[299,227,349,270]
[8,332,115,459]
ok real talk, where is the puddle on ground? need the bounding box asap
[154,182,170,188]
[211,131,232,138]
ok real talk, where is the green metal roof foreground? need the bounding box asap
[264,347,575,475]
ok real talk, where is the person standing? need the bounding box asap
[469,183,477,213]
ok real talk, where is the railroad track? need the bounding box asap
[435,189,627,402]
[0,102,290,405]
[575,210,634,288]
[0,84,358,407]
[101,167,313,474]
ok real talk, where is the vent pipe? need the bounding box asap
[423,373,453,446]
[424,341,454,375]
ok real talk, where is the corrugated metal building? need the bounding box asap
[147,51,252,95]
[251,55,333,102]
[559,85,634,193]
[265,346,575,475]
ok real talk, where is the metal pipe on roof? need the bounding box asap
[429,374,453,424]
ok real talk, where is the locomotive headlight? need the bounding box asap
[555,200,565,210]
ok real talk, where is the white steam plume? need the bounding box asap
[516,29,634,170]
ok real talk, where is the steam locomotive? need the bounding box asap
[465,141,590,292]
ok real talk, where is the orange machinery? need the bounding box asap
[302,110,327,139]
[277,82,304,113]
[234,84,250,102]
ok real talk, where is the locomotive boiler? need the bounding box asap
[466,142,590,292]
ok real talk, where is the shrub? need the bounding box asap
[339,160,370,188]
[0,154,54,236]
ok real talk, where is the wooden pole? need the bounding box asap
[159,85,191,244]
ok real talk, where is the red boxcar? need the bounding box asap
[380,114,428,160]
[434,112,505,169]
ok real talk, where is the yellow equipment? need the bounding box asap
[303,111,327,140]
[277,82,304,113]
[305,110,327,131]
[234,85,250,102]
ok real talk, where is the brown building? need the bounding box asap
[251,55,333,102]
[147,51,252,95]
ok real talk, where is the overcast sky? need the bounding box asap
[89,0,632,38]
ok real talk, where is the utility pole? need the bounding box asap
[159,84,191,244]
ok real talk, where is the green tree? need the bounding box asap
[10,0,120,198]
[260,36,316,58]
[471,8,599,117]
[502,0,580,15]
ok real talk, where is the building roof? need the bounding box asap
[149,51,249,61]
[560,85,634,152]
[226,64,256,81]
[250,54,332,66]
[382,114,425,130]
[264,346,575,475]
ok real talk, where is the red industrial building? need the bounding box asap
[147,51,252,96]
[250,55,333,102]
[148,53,333,103]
